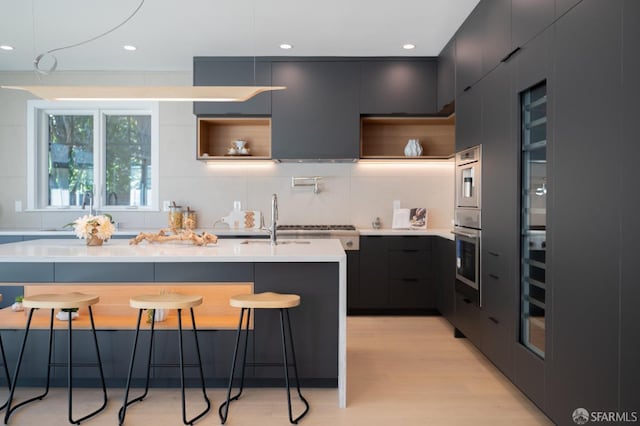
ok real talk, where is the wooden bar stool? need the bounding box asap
[219,292,310,424]
[119,293,211,426]
[4,292,107,424]
[0,294,10,412]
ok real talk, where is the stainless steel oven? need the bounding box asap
[454,146,482,307]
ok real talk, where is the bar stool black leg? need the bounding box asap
[184,307,211,425]
[119,308,155,425]
[67,306,107,425]
[219,307,251,424]
[0,333,11,411]
[279,308,309,424]
[4,308,55,425]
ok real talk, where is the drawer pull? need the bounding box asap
[489,273,500,280]
[402,249,420,253]
[401,278,419,282]
[488,316,499,324]
[488,251,499,257]
[463,298,472,304]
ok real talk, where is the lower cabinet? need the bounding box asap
[453,291,483,344]
[434,238,455,322]
[352,236,437,313]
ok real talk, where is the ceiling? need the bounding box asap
[0,0,479,72]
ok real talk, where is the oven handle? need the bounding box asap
[452,229,479,239]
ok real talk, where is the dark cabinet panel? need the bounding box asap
[511,0,555,49]
[437,38,456,112]
[455,3,485,94]
[193,58,272,115]
[455,85,482,151]
[360,60,437,114]
[0,237,24,308]
[271,61,360,160]
[556,0,583,17]
[253,263,339,380]
[435,238,455,321]
[620,0,640,413]
[454,291,482,344]
[482,0,511,73]
[358,237,388,308]
[388,279,431,309]
[550,0,621,417]
[346,251,361,310]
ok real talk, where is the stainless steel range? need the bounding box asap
[277,225,359,250]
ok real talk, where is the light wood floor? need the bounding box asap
[0,317,551,425]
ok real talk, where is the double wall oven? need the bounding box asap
[453,145,482,306]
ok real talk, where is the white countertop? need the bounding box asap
[0,238,345,263]
[359,227,454,240]
[0,228,270,237]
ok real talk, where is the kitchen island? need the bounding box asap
[0,238,347,407]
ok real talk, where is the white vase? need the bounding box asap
[404,139,423,157]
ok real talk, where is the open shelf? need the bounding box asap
[0,283,253,331]
[360,116,455,159]
[197,117,271,160]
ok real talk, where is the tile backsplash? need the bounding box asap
[0,71,453,230]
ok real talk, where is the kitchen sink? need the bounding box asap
[239,240,311,245]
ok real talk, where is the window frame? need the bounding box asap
[27,100,160,212]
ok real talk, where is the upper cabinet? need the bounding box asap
[482,0,512,72]
[511,0,555,49]
[437,38,456,112]
[193,58,272,116]
[359,60,437,115]
[455,3,485,94]
[271,61,360,160]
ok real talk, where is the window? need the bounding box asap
[27,101,159,211]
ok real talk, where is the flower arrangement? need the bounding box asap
[70,214,115,244]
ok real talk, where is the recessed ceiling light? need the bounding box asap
[280,43,293,50]
[123,45,137,51]
[0,45,14,51]
[403,44,416,50]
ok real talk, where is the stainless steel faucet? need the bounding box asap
[270,193,278,246]
[82,191,96,215]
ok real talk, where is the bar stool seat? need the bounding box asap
[0,294,10,411]
[4,292,107,424]
[230,292,300,309]
[119,293,210,426]
[220,292,310,424]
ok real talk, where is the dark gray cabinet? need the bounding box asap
[453,290,483,343]
[436,38,456,112]
[620,0,640,413]
[455,3,484,93]
[193,58,272,115]
[455,85,481,151]
[434,238,455,322]
[556,0,583,17]
[346,251,361,310]
[253,263,338,382]
[511,0,555,49]
[356,236,435,312]
[271,61,360,160]
[549,0,621,418]
[482,0,511,74]
[359,60,437,114]
[358,236,388,309]
[479,61,516,380]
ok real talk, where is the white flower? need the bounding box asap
[72,214,115,241]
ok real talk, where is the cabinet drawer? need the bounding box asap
[481,315,514,379]
[454,291,483,345]
[389,279,432,309]
[387,236,431,251]
[388,251,428,279]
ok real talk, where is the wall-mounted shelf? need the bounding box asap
[197,117,271,160]
[360,115,455,159]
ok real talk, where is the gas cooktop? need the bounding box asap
[277,225,356,231]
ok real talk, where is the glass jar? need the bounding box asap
[183,210,197,230]
[168,205,183,229]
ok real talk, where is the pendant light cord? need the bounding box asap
[34,0,145,74]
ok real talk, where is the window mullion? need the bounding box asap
[94,111,104,211]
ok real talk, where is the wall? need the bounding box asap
[0,71,453,231]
